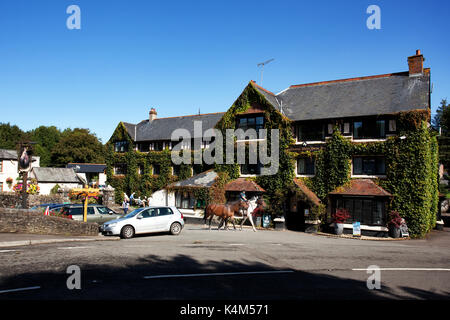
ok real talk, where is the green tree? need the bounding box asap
[50,128,106,167]
[433,99,450,168]
[28,126,62,167]
[0,123,28,149]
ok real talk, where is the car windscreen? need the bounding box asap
[123,208,144,218]
[97,207,109,215]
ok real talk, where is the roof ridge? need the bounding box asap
[288,71,411,89]
[250,80,276,96]
[140,112,225,122]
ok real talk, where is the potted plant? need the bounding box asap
[387,210,402,238]
[5,177,13,188]
[332,208,350,235]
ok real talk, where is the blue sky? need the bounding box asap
[0,0,449,142]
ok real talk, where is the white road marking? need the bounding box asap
[0,286,41,294]
[57,246,91,250]
[0,250,19,253]
[144,270,294,279]
[228,243,245,246]
[352,268,450,271]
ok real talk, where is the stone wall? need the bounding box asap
[0,208,99,236]
[0,192,68,209]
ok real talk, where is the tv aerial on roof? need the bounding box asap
[257,58,274,86]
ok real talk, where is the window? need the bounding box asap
[157,207,173,216]
[114,164,127,175]
[335,198,385,226]
[114,141,128,152]
[175,192,195,209]
[0,161,3,172]
[297,157,315,175]
[69,207,83,216]
[138,142,150,152]
[388,120,397,132]
[297,123,325,141]
[154,141,164,151]
[138,164,145,175]
[97,207,111,215]
[353,120,386,139]
[153,164,161,175]
[0,182,3,192]
[237,115,264,137]
[240,163,262,175]
[172,165,181,176]
[353,157,386,175]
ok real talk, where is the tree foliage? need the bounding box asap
[50,128,105,167]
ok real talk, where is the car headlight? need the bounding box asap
[106,222,117,228]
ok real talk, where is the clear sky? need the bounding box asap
[0,0,449,142]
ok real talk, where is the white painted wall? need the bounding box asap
[38,182,83,195]
[0,156,40,192]
[146,189,204,217]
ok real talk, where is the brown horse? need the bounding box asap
[204,200,249,230]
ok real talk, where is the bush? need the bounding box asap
[332,208,350,223]
[387,210,403,228]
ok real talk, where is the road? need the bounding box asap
[0,225,449,301]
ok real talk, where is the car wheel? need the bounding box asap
[120,225,135,239]
[170,222,182,235]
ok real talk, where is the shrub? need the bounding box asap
[387,210,403,228]
[332,208,350,223]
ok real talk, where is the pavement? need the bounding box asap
[0,232,119,248]
[1,218,445,247]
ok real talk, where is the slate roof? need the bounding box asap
[0,149,18,160]
[32,167,83,183]
[168,170,218,189]
[67,163,107,173]
[122,112,225,142]
[329,179,392,197]
[252,70,430,121]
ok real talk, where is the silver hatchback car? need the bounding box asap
[100,206,184,239]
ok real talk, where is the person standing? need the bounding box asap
[122,199,129,215]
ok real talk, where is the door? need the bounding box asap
[134,208,157,233]
[151,207,174,231]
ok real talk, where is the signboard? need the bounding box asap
[353,222,361,237]
[262,215,271,228]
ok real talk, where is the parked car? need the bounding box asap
[100,206,184,239]
[31,203,66,211]
[59,204,122,223]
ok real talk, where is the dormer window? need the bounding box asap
[237,115,264,137]
[114,141,128,152]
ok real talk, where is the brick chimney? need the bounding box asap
[149,108,157,121]
[408,49,424,76]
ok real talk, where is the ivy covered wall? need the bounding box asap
[214,82,295,217]
[105,88,438,238]
[298,110,439,238]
